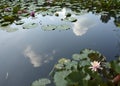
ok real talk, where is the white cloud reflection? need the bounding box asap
[73,15,96,36]
[24,46,55,67]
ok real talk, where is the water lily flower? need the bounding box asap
[89,61,102,71]
[4,7,11,12]
[30,11,35,17]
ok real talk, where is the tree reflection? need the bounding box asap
[114,16,120,27]
[100,13,110,23]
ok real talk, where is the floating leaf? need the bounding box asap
[41,25,56,31]
[58,58,70,64]
[15,21,24,25]
[54,71,71,86]
[72,53,88,61]
[65,13,71,17]
[65,61,78,70]
[64,17,77,22]
[79,60,90,67]
[110,60,120,73]
[80,49,106,62]
[1,22,11,26]
[32,78,51,86]
[0,26,18,32]
[55,64,64,70]
[41,24,70,31]
[65,71,87,85]
[57,25,70,30]
[23,23,38,29]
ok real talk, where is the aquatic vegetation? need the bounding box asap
[0,0,120,27]
[22,22,38,29]
[32,78,51,86]
[41,24,70,31]
[31,49,120,86]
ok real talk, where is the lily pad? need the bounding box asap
[23,23,38,29]
[32,78,51,86]
[41,24,70,31]
[65,13,71,17]
[41,25,56,31]
[1,22,11,26]
[0,26,18,32]
[15,21,24,25]
[0,19,4,23]
[57,25,70,30]
[63,17,77,22]
[54,71,71,86]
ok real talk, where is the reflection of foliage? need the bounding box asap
[114,16,120,27]
[32,49,120,86]
[100,13,110,23]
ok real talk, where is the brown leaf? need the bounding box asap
[112,74,120,84]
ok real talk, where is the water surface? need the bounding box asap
[0,5,120,86]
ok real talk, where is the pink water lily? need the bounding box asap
[89,61,102,71]
[30,11,35,17]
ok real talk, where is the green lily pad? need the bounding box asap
[0,26,18,32]
[63,17,77,22]
[110,60,120,73]
[32,78,51,86]
[23,23,38,29]
[80,49,106,62]
[15,21,24,25]
[41,25,56,31]
[54,71,71,86]
[20,13,29,17]
[1,22,11,26]
[57,25,70,30]
[0,19,4,23]
[72,53,87,61]
[65,13,71,17]
[41,24,70,31]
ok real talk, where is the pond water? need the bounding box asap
[0,0,120,86]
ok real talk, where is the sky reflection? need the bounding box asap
[72,14,96,36]
[24,46,54,67]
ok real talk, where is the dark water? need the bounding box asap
[0,7,120,86]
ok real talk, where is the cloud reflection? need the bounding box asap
[24,46,55,67]
[73,16,96,36]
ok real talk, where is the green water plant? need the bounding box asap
[31,49,120,86]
